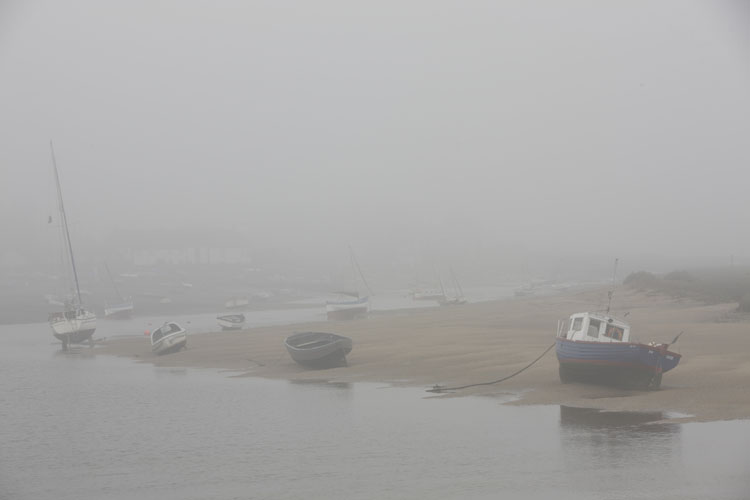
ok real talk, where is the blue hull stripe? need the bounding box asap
[556,338,680,374]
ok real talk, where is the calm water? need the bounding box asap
[2,321,749,500]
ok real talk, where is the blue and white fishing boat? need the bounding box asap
[555,311,681,389]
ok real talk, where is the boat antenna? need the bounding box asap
[605,258,618,314]
[50,141,83,307]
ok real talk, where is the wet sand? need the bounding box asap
[98,288,750,422]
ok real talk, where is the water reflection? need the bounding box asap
[558,405,681,489]
[559,405,677,433]
[52,345,97,359]
[155,367,189,377]
[288,379,352,391]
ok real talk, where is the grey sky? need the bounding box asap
[1,1,749,272]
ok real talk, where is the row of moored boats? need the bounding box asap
[46,143,681,387]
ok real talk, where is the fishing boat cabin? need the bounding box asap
[557,312,631,343]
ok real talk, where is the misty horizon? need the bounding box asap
[2,1,749,286]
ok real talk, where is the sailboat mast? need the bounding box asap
[450,267,464,298]
[349,246,373,296]
[50,141,83,307]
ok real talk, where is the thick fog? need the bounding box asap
[2,0,749,283]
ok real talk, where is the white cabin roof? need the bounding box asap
[563,311,631,342]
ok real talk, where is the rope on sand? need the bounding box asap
[426,342,556,393]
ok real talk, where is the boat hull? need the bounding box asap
[217,315,246,330]
[326,297,368,320]
[104,303,134,319]
[152,332,187,355]
[438,297,466,306]
[556,338,681,389]
[285,332,353,369]
[151,322,187,355]
[49,311,97,345]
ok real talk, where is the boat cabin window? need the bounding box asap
[587,319,602,338]
[604,325,624,341]
[571,317,584,332]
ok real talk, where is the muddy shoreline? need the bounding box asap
[97,288,750,423]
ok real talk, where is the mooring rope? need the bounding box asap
[426,342,556,393]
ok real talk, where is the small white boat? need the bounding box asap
[151,322,187,355]
[411,288,445,301]
[217,313,246,330]
[224,297,249,309]
[104,300,134,319]
[326,247,373,320]
[326,295,369,320]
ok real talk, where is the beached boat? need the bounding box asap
[49,308,97,347]
[47,142,97,349]
[284,332,353,368]
[437,267,467,306]
[326,246,373,320]
[217,313,246,330]
[326,294,369,320]
[151,322,187,355]
[555,311,681,389]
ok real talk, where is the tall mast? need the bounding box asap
[50,141,83,307]
[348,245,373,296]
[450,266,464,298]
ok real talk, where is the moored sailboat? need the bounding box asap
[326,247,372,320]
[47,142,97,349]
[103,263,134,319]
[437,267,467,306]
